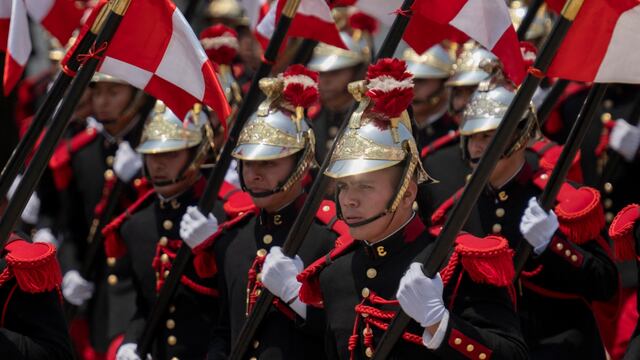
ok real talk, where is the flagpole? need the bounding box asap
[516,0,545,40]
[135,0,304,356]
[371,1,586,358]
[537,78,570,125]
[227,1,417,359]
[0,0,131,246]
[0,7,107,202]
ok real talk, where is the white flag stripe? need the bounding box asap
[256,3,276,38]
[8,0,31,65]
[100,56,153,90]
[155,9,207,100]
[0,0,11,17]
[356,0,400,26]
[594,5,640,83]
[24,0,54,22]
[298,0,333,22]
[449,0,512,50]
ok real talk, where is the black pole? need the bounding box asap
[516,0,545,40]
[228,1,416,359]
[0,1,128,246]
[537,78,570,125]
[135,0,301,356]
[0,26,98,202]
[514,83,608,275]
[372,1,586,357]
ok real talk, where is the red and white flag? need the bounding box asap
[257,0,346,50]
[25,0,83,45]
[0,1,10,52]
[547,0,640,83]
[405,0,526,85]
[4,0,30,95]
[96,0,230,121]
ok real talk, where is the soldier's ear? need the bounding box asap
[402,181,418,208]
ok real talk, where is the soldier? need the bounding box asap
[402,44,456,149]
[266,58,528,359]
[180,65,347,359]
[431,81,619,359]
[100,102,228,359]
[49,73,147,357]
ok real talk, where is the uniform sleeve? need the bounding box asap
[207,243,231,360]
[57,181,86,273]
[0,286,74,360]
[432,274,528,360]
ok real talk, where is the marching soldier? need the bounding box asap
[431,80,618,359]
[180,65,347,359]
[49,73,147,357]
[101,102,231,359]
[265,58,528,359]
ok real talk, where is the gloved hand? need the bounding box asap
[520,197,558,255]
[397,263,447,328]
[113,141,143,182]
[33,228,58,247]
[609,119,640,161]
[179,206,219,249]
[7,174,41,225]
[261,246,304,303]
[62,270,94,306]
[224,160,241,188]
[116,343,151,360]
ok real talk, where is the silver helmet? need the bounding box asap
[403,44,455,80]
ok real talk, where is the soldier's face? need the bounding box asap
[336,166,416,243]
[449,85,476,118]
[467,130,496,163]
[145,149,193,197]
[319,67,357,111]
[242,155,300,212]
[413,79,446,124]
[92,82,135,132]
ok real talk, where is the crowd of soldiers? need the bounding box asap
[2,0,640,359]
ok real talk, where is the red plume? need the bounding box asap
[349,12,378,34]
[199,24,239,66]
[282,64,319,109]
[365,58,414,119]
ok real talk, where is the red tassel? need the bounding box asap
[555,186,604,245]
[609,204,640,261]
[104,232,127,259]
[5,241,62,293]
[455,234,515,287]
[193,251,218,278]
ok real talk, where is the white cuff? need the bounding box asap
[422,310,449,349]
[288,297,307,320]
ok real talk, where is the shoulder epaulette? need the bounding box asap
[420,130,460,159]
[314,200,350,236]
[529,139,583,183]
[220,181,257,219]
[49,127,99,190]
[609,204,640,261]
[297,235,357,308]
[102,189,157,258]
[4,239,61,293]
[532,171,604,245]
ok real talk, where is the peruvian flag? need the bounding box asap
[547,0,640,83]
[257,0,346,50]
[405,0,526,85]
[25,0,83,44]
[94,0,231,121]
[4,0,30,95]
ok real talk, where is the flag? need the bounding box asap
[0,1,10,52]
[547,0,640,84]
[96,0,230,121]
[25,0,83,45]
[257,0,346,50]
[405,0,526,85]
[4,0,30,95]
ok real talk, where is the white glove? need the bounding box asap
[116,343,151,360]
[179,206,219,249]
[609,119,640,161]
[397,263,447,328]
[520,197,558,255]
[113,141,143,182]
[6,174,41,225]
[62,270,94,306]
[224,160,241,188]
[261,246,306,318]
[33,228,58,247]
[86,116,104,132]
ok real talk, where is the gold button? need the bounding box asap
[159,237,168,246]
[273,214,282,225]
[255,289,262,296]
[467,344,474,352]
[556,243,564,251]
[498,191,508,201]
[479,353,487,360]
[454,338,462,345]
[167,335,177,346]
[604,199,613,209]
[164,270,170,278]
[366,268,377,279]
[601,112,612,122]
[361,287,370,298]
[163,220,173,230]
[161,254,170,263]
[564,250,571,257]
[104,169,115,181]
[256,273,262,283]
[540,173,549,180]
[253,340,260,349]
[106,257,116,267]
[134,178,142,187]
[105,155,114,167]
[606,212,614,223]
[169,305,176,313]
[238,212,244,216]
[263,235,273,244]
[365,347,374,358]
[257,249,267,257]
[322,205,331,212]
[604,182,613,194]
[492,224,502,233]
[571,255,578,262]
[107,274,118,285]
[495,208,505,218]
[166,319,175,329]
